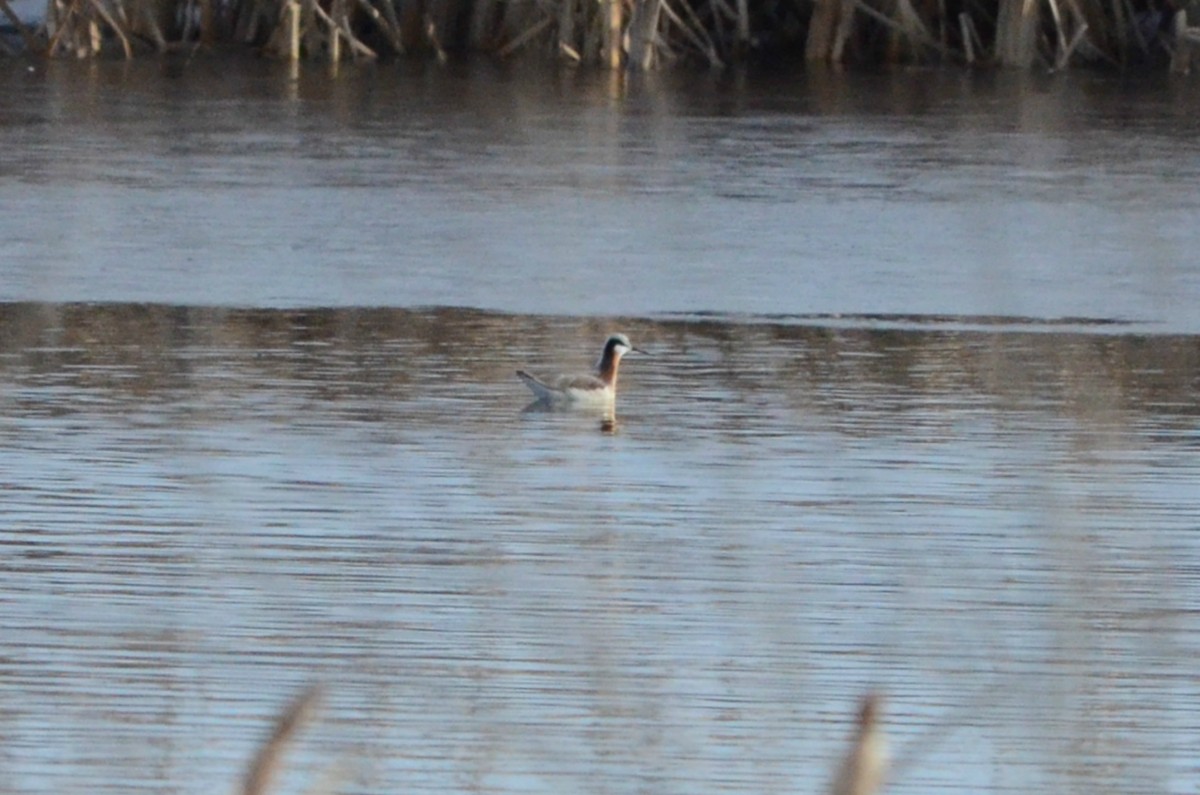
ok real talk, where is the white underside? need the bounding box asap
[518,371,615,408]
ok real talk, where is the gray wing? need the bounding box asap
[551,374,608,392]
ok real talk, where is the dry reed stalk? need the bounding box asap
[805,0,840,60]
[708,0,726,53]
[850,0,942,54]
[136,0,169,49]
[959,10,978,61]
[341,22,377,61]
[46,0,85,55]
[328,0,339,61]
[88,0,132,57]
[1170,8,1194,72]
[557,0,576,58]
[602,0,622,68]
[709,0,739,23]
[831,0,857,61]
[830,694,889,795]
[425,11,447,62]
[894,0,940,53]
[734,0,749,47]
[199,0,215,45]
[467,0,498,48]
[287,0,299,59]
[353,0,403,53]
[241,685,324,795]
[1045,0,1069,62]
[0,0,42,52]
[660,0,723,66]
[937,0,947,49]
[376,0,404,51]
[1060,0,1091,44]
[1110,0,1133,60]
[581,2,600,62]
[1055,19,1089,67]
[626,0,664,69]
[302,0,320,60]
[497,13,551,56]
[994,0,1040,65]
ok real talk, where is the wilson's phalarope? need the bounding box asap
[517,333,646,407]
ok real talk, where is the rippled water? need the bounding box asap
[2,61,1200,328]
[2,59,1200,795]
[3,305,1199,795]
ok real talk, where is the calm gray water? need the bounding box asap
[1,60,1200,795]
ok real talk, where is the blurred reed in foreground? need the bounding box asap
[242,685,327,795]
[238,686,892,795]
[830,694,888,795]
[1,0,1197,70]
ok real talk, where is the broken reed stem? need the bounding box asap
[241,685,324,795]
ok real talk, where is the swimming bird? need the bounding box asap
[517,333,646,407]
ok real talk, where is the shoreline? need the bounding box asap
[2,0,1198,73]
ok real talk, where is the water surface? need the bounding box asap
[2,305,1199,795]
[1,61,1198,328]
[1,60,1199,795]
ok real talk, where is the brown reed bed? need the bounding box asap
[0,0,1196,69]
